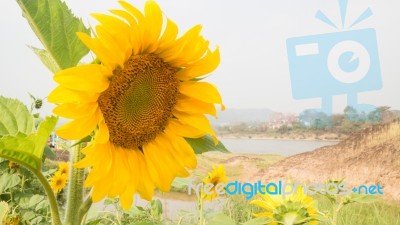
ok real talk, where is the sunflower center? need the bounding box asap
[98,54,179,149]
[56,179,63,186]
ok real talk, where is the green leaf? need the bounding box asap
[0,116,58,171]
[150,199,163,217]
[129,222,159,225]
[0,201,9,222]
[70,135,92,148]
[30,216,43,224]
[0,173,21,192]
[242,217,273,225]
[346,193,380,204]
[29,46,61,73]
[14,193,32,209]
[35,199,48,211]
[43,145,56,159]
[28,195,45,208]
[206,212,236,225]
[0,96,35,137]
[171,177,191,189]
[21,210,36,221]
[185,135,229,154]
[17,0,90,70]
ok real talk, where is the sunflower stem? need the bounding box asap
[198,194,204,225]
[331,202,343,225]
[64,143,86,225]
[33,169,63,225]
[78,196,92,225]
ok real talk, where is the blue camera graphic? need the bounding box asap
[287,29,381,99]
[286,0,383,124]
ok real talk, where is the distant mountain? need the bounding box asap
[210,108,274,126]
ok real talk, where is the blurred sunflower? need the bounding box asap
[202,164,227,200]
[58,162,69,176]
[48,0,222,209]
[251,186,319,225]
[50,171,68,193]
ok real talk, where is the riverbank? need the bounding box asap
[218,131,346,141]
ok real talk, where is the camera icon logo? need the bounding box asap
[286,1,382,124]
[287,29,381,99]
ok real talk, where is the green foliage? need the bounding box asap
[0,96,35,137]
[205,212,236,225]
[185,135,229,154]
[316,194,400,225]
[242,217,272,225]
[0,97,62,224]
[223,194,263,224]
[0,117,58,171]
[0,173,21,193]
[0,201,9,222]
[0,96,58,171]
[86,198,164,225]
[0,159,61,225]
[17,0,90,72]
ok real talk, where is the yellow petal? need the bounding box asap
[95,26,126,67]
[154,133,189,177]
[119,1,145,22]
[143,0,163,53]
[80,143,112,186]
[168,36,209,67]
[173,111,217,140]
[91,177,112,202]
[91,13,132,60]
[54,64,110,92]
[179,81,223,106]
[175,96,216,117]
[143,141,174,192]
[132,151,155,200]
[108,147,130,197]
[158,18,178,48]
[56,108,100,140]
[162,131,197,169]
[48,86,99,104]
[96,118,110,143]
[176,48,220,80]
[165,119,205,138]
[110,9,141,54]
[118,1,145,53]
[53,102,98,119]
[120,184,136,210]
[77,32,119,68]
[156,25,202,63]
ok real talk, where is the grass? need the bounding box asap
[315,195,400,225]
[219,194,400,225]
[165,193,400,225]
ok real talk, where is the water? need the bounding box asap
[219,138,338,156]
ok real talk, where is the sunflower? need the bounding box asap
[202,164,227,200]
[251,186,319,225]
[48,0,222,209]
[50,171,68,193]
[58,162,69,176]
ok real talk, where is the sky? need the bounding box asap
[1,0,400,115]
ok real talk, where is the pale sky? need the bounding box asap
[1,0,399,115]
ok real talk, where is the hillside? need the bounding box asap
[253,120,400,201]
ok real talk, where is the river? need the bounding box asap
[219,138,338,156]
